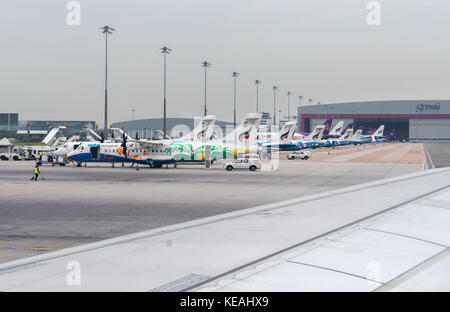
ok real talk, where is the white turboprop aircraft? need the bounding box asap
[59,115,217,162]
[67,130,172,167]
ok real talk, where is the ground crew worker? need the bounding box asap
[33,165,40,181]
[39,151,43,161]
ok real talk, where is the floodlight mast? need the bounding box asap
[273,86,278,127]
[232,72,240,128]
[161,46,171,138]
[254,80,262,113]
[202,61,211,116]
[100,25,115,137]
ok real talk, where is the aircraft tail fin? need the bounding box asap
[322,118,333,136]
[329,121,344,136]
[306,125,325,141]
[339,129,353,140]
[350,129,363,140]
[385,129,396,140]
[224,113,261,145]
[341,123,353,134]
[373,125,385,137]
[180,115,216,142]
[279,121,297,142]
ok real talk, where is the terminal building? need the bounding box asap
[0,113,19,130]
[297,100,450,141]
[1,112,96,141]
[18,120,96,132]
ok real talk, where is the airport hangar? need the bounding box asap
[297,100,450,142]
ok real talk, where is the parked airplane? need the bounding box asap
[60,116,216,165]
[67,130,172,167]
[257,120,296,142]
[342,129,364,145]
[255,121,297,146]
[167,113,261,162]
[322,129,354,148]
[293,118,332,140]
[384,129,396,141]
[360,125,385,143]
[172,115,216,143]
[341,123,353,135]
[263,124,326,151]
[326,121,345,138]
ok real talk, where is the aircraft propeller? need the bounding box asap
[121,132,128,158]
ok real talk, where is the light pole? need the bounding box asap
[202,61,211,116]
[100,25,115,137]
[308,98,313,106]
[161,46,171,138]
[132,109,135,120]
[287,91,292,120]
[254,80,262,112]
[297,95,303,123]
[232,72,239,128]
[273,86,278,127]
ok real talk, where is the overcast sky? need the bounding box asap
[1,0,449,125]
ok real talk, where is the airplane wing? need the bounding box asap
[1,168,449,291]
[135,139,167,148]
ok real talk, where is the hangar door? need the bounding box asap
[354,118,409,141]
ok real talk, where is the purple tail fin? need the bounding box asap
[342,123,353,134]
[385,129,396,140]
[322,118,333,136]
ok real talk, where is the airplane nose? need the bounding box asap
[67,150,76,160]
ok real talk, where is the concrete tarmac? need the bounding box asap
[424,143,450,168]
[0,143,423,263]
